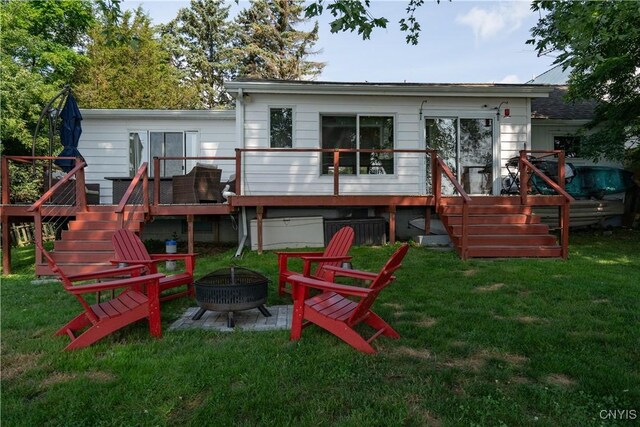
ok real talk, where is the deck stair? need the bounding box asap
[36,206,145,276]
[438,196,562,258]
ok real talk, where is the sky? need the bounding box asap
[123,0,558,84]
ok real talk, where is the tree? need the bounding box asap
[161,0,236,108]
[305,0,442,45]
[234,0,324,80]
[1,0,94,156]
[75,8,200,109]
[527,0,640,166]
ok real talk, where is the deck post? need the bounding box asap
[1,214,10,275]
[1,156,9,205]
[519,151,528,206]
[557,151,566,192]
[256,206,264,255]
[388,206,396,245]
[75,161,87,211]
[33,212,43,268]
[560,204,570,259]
[187,214,194,254]
[235,149,242,196]
[153,157,160,207]
[424,208,431,235]
[333,150,340,196]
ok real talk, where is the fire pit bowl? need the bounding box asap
[192,267,271,327]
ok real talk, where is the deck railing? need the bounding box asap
[518,150,574,259]
[432,154,472,260]
[24,157,88,268]
[115,162,150,229]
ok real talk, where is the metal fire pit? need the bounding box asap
[192,267,271,327]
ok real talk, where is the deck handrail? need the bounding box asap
[25,158,87,267]
[115,162,149,229]
[234,148,433,197]
[518,150,574,259]
[432,154,472,260]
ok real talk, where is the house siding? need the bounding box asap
[241,93,531,196]
[79,112,236,204]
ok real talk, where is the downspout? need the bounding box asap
[234,88,247,258]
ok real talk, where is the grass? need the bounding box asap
[1,230,639,426]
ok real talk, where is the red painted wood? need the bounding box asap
[276,226,355,296]
[288,244,409,354]
[112,229,196,302]
[36,240,163,350]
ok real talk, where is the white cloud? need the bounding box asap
[497,74,521,84]
[456,2,532,43]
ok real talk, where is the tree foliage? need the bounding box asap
[528,0,640,166]
[1,0,94,155]
[235,0,324,80]
[75,8,200,109]
[161,0,236,108]
[305,0,441,45]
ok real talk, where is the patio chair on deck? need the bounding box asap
[288,243,410,354]
[172,163,223,204]
[276,226,354,296]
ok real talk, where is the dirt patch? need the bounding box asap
[474,283,505,292]
[394,346,433,360]
[592,298,609,304]
[545,374,576,387]
[2,352,42,381]
[41,372,78,387]
[440,350,528,372]
[85,371,115,382]
[382,303,404,311]
[515,316,546,324]
[417,317,437,328]
[509,376,533,385]
[463,269,478,277]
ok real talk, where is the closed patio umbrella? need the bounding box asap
[54,92,83,172]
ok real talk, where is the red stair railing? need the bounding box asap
[115,162,150,230]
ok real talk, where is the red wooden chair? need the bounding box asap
[111,229,196,302]
[276,226,354,296]
[37,242,164,351]
[289,243,410,354]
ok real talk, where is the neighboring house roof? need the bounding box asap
[225,79,553,98]
[527,64,571,85]
[531,87,597,120]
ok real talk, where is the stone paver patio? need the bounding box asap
[169,305,293,332]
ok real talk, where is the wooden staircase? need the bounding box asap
[36,206,145,276]
[438,196,563,258]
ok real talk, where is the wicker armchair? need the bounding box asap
[172,164,223,204]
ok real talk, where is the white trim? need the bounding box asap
[82,109,235,120]
[225,80,553,98]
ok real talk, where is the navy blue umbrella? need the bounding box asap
[54,92,83,172]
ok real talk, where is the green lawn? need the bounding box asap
[2,230,639,426]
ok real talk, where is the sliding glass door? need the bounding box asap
[426,117,494,195]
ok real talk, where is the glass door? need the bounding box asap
[425,117,494,195]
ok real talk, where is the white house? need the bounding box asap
[79,80,554,204]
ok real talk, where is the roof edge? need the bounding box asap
[80,109,235,119]
[225,80,553,98]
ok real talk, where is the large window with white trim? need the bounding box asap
[320,115,394,175]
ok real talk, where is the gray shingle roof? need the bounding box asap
[531,87,596,120]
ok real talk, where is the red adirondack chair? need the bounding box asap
[111,229,196,302]
[276,226,354,296]
[289,243,410,354]
[37,242,164,351]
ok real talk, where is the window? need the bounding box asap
[129,131,197,177]
[554,136,581,158]
[320,115,394,175]
[270,107,293,148]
